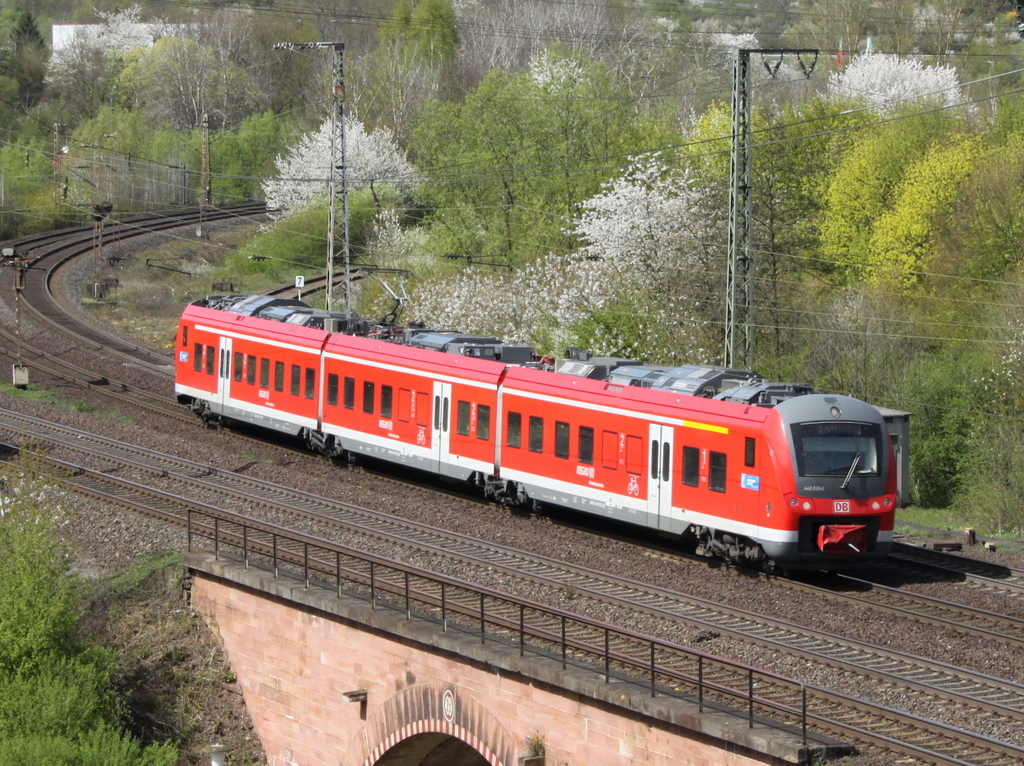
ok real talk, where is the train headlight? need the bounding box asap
[802,500,812,510]
[789,498,798,507]
[871,501,880,510]
[883,497,892,508]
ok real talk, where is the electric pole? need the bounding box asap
[274,42,349,313]
[725,48,817,371]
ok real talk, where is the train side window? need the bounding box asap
[477,404,491,441]
[205,346,215,375]
[233,352,244,382]
[601,430,618,470]
[274,361,284,392]
[579,426,594,464]
[554,421,570,459]
[745,437,755,467]
[290,365,301,396]
[246,355,256,385]
[682,446,699,487]
[506,412,522,448]
[363,381,375,414]
[398,388,412,422]
[710,451,727,492]
[304,368,315,399]
[193,343,203,372]
[650,440,659,480]
[327,373,339,406]
[457,401,471,435]
[260,358,270,388]
[416,392,430,427]
[381,385,393,417]
[625,435,643,475]
[181,325,188,348]
[529,416,544,453]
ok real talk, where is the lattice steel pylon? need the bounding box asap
[724,48,817,370]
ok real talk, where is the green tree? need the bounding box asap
[412,50,659,263]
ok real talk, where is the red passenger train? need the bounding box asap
[175,295,897,571]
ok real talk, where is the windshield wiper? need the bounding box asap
[841,452,862,489]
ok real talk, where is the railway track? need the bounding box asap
[1,408,1023,765]
[8,213,1024,764]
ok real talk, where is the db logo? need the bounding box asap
[833,500,851,513]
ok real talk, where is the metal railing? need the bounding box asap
[186,505,812,743]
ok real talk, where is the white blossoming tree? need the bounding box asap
[409,157,718,363]
[262,117,417,214]
[827,54,964,113]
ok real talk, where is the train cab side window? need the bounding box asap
[260,358,270,388]
[682,446,699,487]
[181,326,188,348]
[381,385,393,417]
[205,346,215,375]
[554,421,570,459]
[506,412,522,448]
[579,426,594,464]
[274,361,284,392]
[457,401,471,436]
[363,381,375,414]
[745,437,755,467]
[477,405,491,441]
[529,416,544,453]
[290,365,301,396]
[327,374,339,406]
[229,350,240,381]
[304,368,315,399]
[344,377,355,409]
[246,355,256,385]
[710,451,727,492]
[193,344,203,372]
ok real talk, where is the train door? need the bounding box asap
[648,424,675,531]
[431,381,452,473]
[217,336,233,410]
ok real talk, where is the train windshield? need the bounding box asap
[790,422,883,480]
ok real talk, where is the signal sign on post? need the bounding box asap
[295,275,304,299]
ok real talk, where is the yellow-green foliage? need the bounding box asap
[867,135,984,288]
[819,116,954,281]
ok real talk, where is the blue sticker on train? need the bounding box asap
[179,351,189,363]
[741,474,760,490]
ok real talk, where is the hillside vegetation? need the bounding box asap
[4,0,1024,531]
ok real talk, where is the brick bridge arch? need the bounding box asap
[358,681,513,766]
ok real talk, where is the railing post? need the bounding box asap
[303,543,309,589]
[519,604,525,657]
[273,535,279,578]
[561,617,567,670]
[187,509,192,551]
[699,655,704,713]
[405,571,411,620]
[480,592,485,643]
[213,517,219,559]
[441,582,447,631]
[243,526,249,569]
[748,669,754,728]
[336,551,342,598]
[802,685,808,744]
[650,643,656,697]
[605,629,610,683]
[370,562,376,609]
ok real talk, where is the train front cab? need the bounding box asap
[761,395,897,568]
